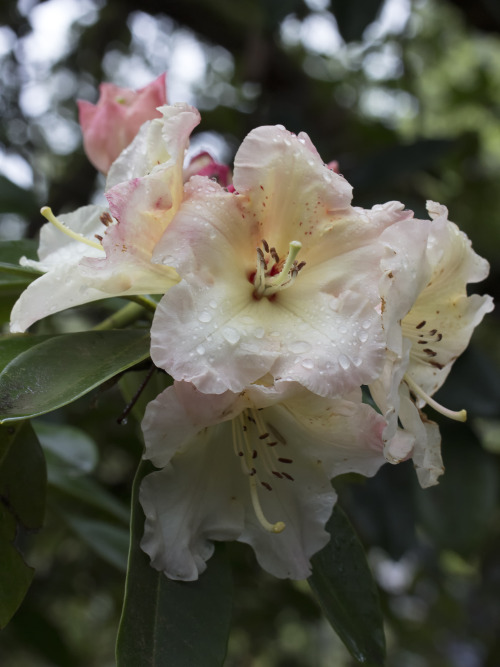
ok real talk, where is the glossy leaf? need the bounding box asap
[34,421,99,476]
[0,335,53,374]
[48,465,130,525]
[308,504,385,666]
[0,422,46,628]
[0,239,38,269]
[60,512,129,571]
[116,460,233,667]
[0,330,150,422]
[0,504,34,630]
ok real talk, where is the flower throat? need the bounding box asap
[252,239,305,300]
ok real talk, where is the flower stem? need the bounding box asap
[92,302,149,330]
[125,294,158,313]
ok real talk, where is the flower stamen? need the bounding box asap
[41,206,103,251]
[404,374,467,422]
[233,412,286,534]
[253,239,305,299]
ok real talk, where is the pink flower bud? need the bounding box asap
[326,159,340,173]
[78,73,167,173]
[184,151,232,187]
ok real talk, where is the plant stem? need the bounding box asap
[93,302,148,331]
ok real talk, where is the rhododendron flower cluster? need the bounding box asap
[11,83,493,582]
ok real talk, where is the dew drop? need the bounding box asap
[339,354,350,370]
[209,300,218,309]
[222,326,240,345]
[271,331,281,338]
[289,340,311,354]
[358,331,368,343]
[301,358,314,369]
[198,310,212,323]
[196,344,205,355]
[362,319,371,330]
[254,327,265,339]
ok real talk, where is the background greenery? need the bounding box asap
[1,0,499,664]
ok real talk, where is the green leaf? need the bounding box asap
[0,330,151,422]
[49,470,130,525]
[59,512,129,571]
[0,504,34,629]
[0,335,55,373]
[116,460,233,667]
[34,421,98,476]
[0,422,46,628]
[0,239,40,277]
[308,504,385,666]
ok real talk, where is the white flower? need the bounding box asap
[370,201,494,486]
[150,125,415,398]
[139,380,387,581]
[10,104,200,332]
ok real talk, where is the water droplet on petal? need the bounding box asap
[289,340,311,354]
[254,327,265,339]
[198,310,212,323]
[358,331,368,343]
[209,300,218,309]
[222,326,240,345]
[196,344,205,355]
[339,354,350,370]
[301,358,314,369]
[362,319,371,330]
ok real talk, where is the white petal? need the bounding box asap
[21,205,106,272]
[106,103,201,189]
[233,125,353,249]
[402,212,494,397]
[142,383,239,467]
[398,383,444,487]
[140,425,245,581]
[10,262,108,332]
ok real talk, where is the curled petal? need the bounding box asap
[140,381,386,580]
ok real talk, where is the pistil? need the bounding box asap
[404,374,467,422]
[233,413,286,534]
[41,206,103,251]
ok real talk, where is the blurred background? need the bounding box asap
[1,0,500,665]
